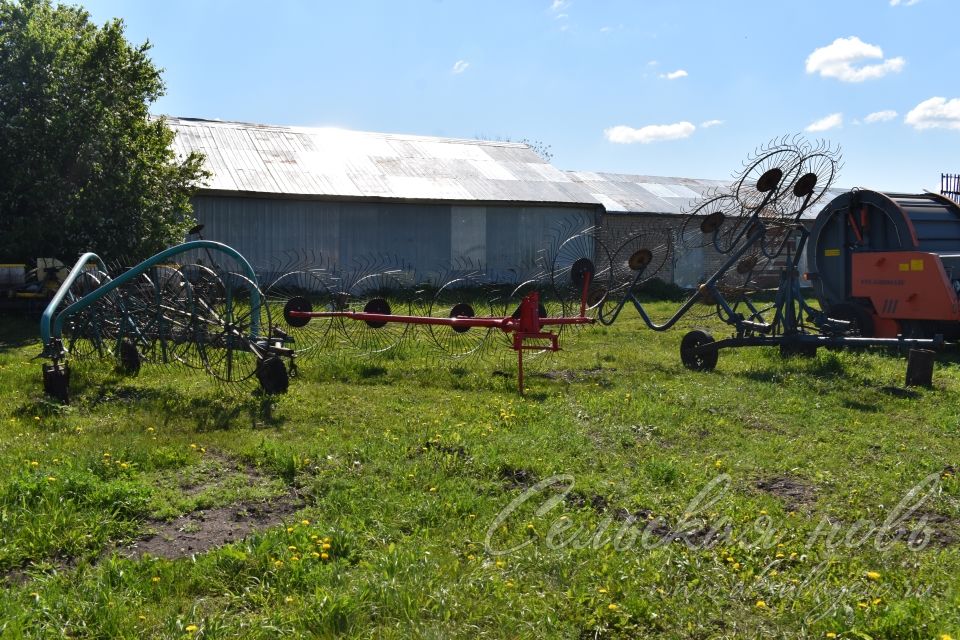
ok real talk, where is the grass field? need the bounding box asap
[1,303,959,639]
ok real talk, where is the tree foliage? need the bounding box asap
[0,0,207,263]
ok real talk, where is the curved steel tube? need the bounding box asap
[40,241,261,350]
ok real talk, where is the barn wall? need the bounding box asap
[190,195,596,282]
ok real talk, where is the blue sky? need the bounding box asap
[81,0,959,191]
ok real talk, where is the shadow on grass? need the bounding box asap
[20,369,286,431]
[0,316,40,352]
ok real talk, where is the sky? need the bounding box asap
[80,0,960,192]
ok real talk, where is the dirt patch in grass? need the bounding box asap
[890,510,960,547]
[118,450,305,560]
[117,493,304,560]
[499,465,538,489]
[756,475,817,510]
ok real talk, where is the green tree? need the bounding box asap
[0,0,207,263]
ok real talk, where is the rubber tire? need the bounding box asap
[680,330,719,371]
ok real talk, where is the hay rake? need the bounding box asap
[597,136,943,368]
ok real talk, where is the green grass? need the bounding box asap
[1,304,959,639]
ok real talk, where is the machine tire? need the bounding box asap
[680,330,719,371]
[826,302,875,338]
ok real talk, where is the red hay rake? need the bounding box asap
[283,272,596,393]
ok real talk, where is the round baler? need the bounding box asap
[807,189,960,338]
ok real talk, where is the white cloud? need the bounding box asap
[890,0,920,5]
[550,0,569,10]
[660,69,688,80]
[864,109,898,123]
[805,113,843,132]
[805,36,904,82]
[555,12,568,19]
[647,60,659,67]
[452,60,469,74]
[905,97,960,130]
[604,121,696,144]
[700,119,724,128]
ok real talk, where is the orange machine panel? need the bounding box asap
[851,251,960,321]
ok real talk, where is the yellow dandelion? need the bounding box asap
[189,443,197,449]
[732,562,741,570]
[29,460,38,468]
[301,519,310,525]
[759,509,767,515]
[102,452,110,457]
[322,543,331,550]
[151,576,160,583]
[505,580,515,588]
[826,634,837,639]
[286,527,294,533]
[755,600,767,609]
[321,552,329,560]
[865,571,881,581]
[46,476,55,482]
[776,553,784,559]
[311,552,320,559]
[147,427,154,432]
[323,537,331,543]
[33,416,40,421]
[608,604,619,611]
[597,587,608,593]
[138,615,147,621]
[185,624,198,633]
[290,555,299,562]
[714,460,723,468]
[273,560,284,568]
[284,596,294,603]
[429,487,437,492]
[288,545,297,551]
[120,462,129,469]
[939,635,953,640]
[872,598,882,605]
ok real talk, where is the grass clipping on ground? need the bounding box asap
[0,305,958,639]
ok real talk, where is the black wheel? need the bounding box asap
[680,330,718,371]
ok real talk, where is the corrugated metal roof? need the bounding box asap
[166,117,599,206]
[565,170,844,220]
[165,117,845,218]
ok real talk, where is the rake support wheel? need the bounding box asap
[680,330,718,371]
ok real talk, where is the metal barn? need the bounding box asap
[167,118,602,281]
